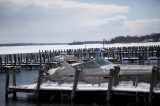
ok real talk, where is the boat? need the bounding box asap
[8,55,160,103]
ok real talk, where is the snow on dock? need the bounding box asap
[8,81,160,93]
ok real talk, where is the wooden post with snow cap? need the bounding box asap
[4,56,7,66]
[157,46,160,67]
[26,55,28,70]
[36,53,42,99]
[71,66,81,102]
[12,66,17,99]
[18,54,21,71]
[113,66,120,86]
[0,56,3,72]
[149,66,157,104]
[5,67,10,99]
[107,68,115,101]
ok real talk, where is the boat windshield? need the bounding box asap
[93,58,112,66]
[83,61,100,69]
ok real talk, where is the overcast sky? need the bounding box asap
[0,0,160,43]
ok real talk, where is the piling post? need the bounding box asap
[119,47,122,64]
[26,55,28,70]
[107,69,114,101]
[71,67,81,102]
[4,56,7,66]
[0,56,3,72]
[157,46,160,67]
[113,66,120,86]
[10,55,13,66]
[149,66,157,104]
[18,55,21,71]
[5,67,10,99]
[36,53,42,99]
[6,55,9,64]
[12,67,17,99]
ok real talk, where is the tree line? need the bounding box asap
[110,33,160,43]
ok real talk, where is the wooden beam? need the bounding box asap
[12,67,17,99]
[113,66,120,86]
[71,67,81,102]
[149,66,157,104]
[5,67,10,99]
[107,69,114,101]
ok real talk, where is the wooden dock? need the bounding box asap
[1,46,160,73]
[4,64,160,104]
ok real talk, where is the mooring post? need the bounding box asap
[26,55,28,70]
[12,67,17,99]
[18,55,21,71]
[0,56,3,72]
[107,69,114,101]
[4,56,7,67]
[157,46,160,67]
[36,53,42,99]
[149,66,157,104]
[71,67,81,102]
[119,47,122,64]
[5,67,10,99]
[113,66,120,86]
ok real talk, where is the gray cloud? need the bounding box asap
[0,0,159,43]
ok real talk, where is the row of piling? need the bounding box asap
[1,46,160,73]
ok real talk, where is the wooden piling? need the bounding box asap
[71,67,81,102]
[26,55,28,70]
[0,56,3,72]
[107,69,114,101]
[12,67,17,99]
[36,53,42,99]
[113,66,120,86]
[5,67,10,99]
[149,66,157,104]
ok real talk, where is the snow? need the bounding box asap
[0,42,160,54]
[47,67,60,75]
[9,81,160,93]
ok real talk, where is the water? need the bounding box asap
[0,70,39,106]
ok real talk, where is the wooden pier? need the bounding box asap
[1,45,160,73]
[4,64,160,105]
[1,45,160,104]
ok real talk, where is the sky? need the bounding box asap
[0,0,160,43]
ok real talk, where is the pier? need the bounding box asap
[4,62,160,105]
[0,45,160,73]
[1,45,160,105]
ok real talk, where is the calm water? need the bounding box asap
[0,70,39,106]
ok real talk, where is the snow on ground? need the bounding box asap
[0,42,160,55]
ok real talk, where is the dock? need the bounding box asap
[4,63,160,105]
[0,45,160,73]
